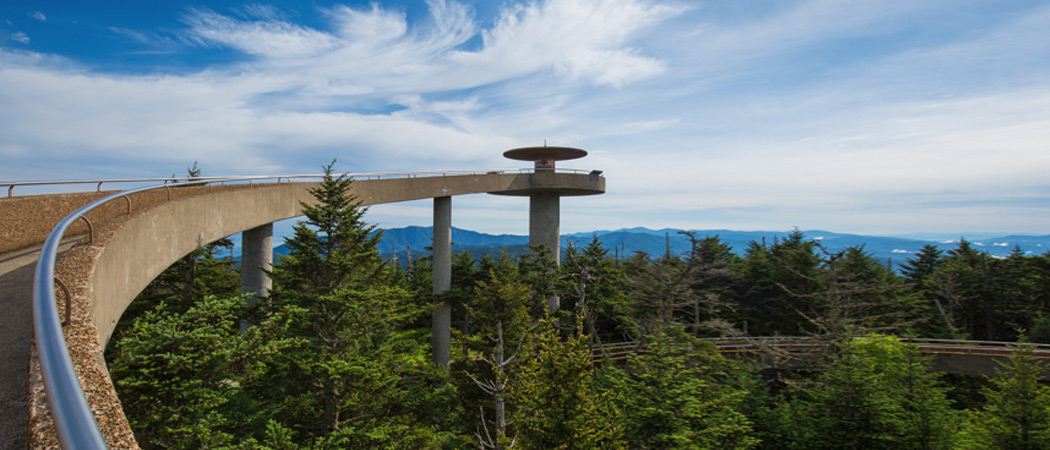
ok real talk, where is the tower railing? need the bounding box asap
[3,168,594,197]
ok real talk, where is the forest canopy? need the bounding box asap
[106,164,1050,449]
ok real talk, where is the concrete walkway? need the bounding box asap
[0,240,75,450]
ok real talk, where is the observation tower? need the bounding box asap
[495,145,603,311]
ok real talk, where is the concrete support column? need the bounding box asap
[529,192,560,311]
[432,196,452,367]
[240,223,273,305]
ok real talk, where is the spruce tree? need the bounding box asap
[606,331,758,449]
[783,336,958,450]
[962,344,1050,449]
[511,315,625,450]
[259,161,428,445]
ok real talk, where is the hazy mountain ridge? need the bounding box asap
[267,226,1050,265]
[367,227,1050,265]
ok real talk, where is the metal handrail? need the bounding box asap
[3,168,596,197]
[30,167,603,449]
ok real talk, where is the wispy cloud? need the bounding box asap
[10,31,29,44]
[450,0,688,87]
[181,7,339,58]
[2,0,1049,234]
[29,11,46,22]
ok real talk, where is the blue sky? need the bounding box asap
[3,0,1050,236]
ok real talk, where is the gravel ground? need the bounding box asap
[0,245,44,450]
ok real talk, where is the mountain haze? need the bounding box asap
[343,227,1050,266]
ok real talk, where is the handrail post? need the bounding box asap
[79,216,93,244]
[54,277,72,327]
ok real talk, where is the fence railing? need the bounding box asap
[3,168,598,197]
[592,336,1050,362]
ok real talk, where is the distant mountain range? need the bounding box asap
[269,226,1050,268]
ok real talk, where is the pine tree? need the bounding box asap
[738,229,822,335]
[562,237,631,345]
[453,252,532,443]
[607,331,758,449]
[783,336,958,450]
[511,315,626,450]
[962,344,1050,449]
[259,161,429,445]
[107,295,295,449]
[900,244,944,285]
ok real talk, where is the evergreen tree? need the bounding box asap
[453,252,532,443]
[933,239,994,340]
[737,229,822,335]
[511,315,625,450]
[962,344,1050,449]
[625,232,740,337]
[605,331,758,449]
[783,336,958,450]
[562,237,632,345]
[259,161,435,446]
[107,295,295,449]
[808,246,924,339]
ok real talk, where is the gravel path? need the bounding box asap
[0,240,76,450]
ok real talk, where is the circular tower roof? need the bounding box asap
[503,146,587,161]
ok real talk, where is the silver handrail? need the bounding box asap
[3,168,595,197]
[30,168,602,448]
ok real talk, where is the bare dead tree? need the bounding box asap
[625,232,739,338]
[562,241,603,354]
[929,271,964,340]
[773,244,921,366]
[465,322,519,450]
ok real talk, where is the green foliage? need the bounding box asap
[625,233,741,338]
[562,236,632,344]
[961,344,1050,449]
[780,336,958,450]
[107,295,295,449]
[518,244,561,316]
[738,229,822,335]
[511,315,626,450]
[258,161,441,446]
[605,331,758,449]
[110,173,1050,450]
[470,253,532,348]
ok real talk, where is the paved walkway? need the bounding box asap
[0,240,75,450]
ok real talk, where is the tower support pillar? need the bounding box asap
[529,192,560,311]
[240,223,273,302]
[432,196,452,367]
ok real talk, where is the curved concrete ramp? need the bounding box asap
[24,170,601,448]
[92,171,603,345]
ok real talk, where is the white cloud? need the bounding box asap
[892,249,911,254]
[3,1,1050,235]
[29,11,46,22]
[328,4,408,43]
[175,0,681,99]
[182,7,338,58]
[11,32,29,44]
[240,3,285,21]
[452,0,686,87]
